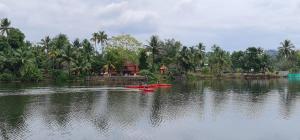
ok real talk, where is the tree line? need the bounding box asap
[0,18,299,81]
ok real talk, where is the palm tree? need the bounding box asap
[194,43,206,70]
[97,31,108,53]
[0,18,12,36]
[178,46,193,73]
[103,61,115,76]
[82,39,94,64]
[62,44,73,77]
[196,43,205,58]
[278,40,295,59]
[40,36,51,53]
[91,32,99,51]
[48,49,60,70]
[73,38,81,48]
[146,35,160,71]
[72,57,91,76]
[209,45,231,76]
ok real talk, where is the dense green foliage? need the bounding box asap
[231,47,273,73]
[208,45,231,76]
[1,18,300,82]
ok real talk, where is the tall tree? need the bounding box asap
[40,36,51,53]
[49,34,70,70]
[91,32,99,51]
[231,51,244,72]
[243,47,272,72]
[7,28,25,49]
[208,45,231,76]
[194,42,206,70]
[0,18,11,36]
[178,46,193,73]
[139,50,149,70]
[97,31,108,53]
[72,38,81,48]
[146,35,160,71]
[159,39,182,65]
[278,40,295,59]
[108,34,142,51]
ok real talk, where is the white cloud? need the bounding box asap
[1,0,300,50]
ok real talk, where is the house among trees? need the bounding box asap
[160,65,168,74]
[123,62,139,76]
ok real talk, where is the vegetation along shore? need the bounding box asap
[0,18,299,82]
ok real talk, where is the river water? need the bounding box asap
[0,79,300,140]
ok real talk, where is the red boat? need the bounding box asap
[141,88,155,92]
[125,84,172,89]
[125,85,156,89]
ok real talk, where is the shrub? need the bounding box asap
[186,73,197,80]
[139,69,158,83]
[0,73,16,81]
[289,67,300,73]
[51,70,69,82]
[20,63,42,81]
[201,67,210,74]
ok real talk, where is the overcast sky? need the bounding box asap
[1,0,300,51]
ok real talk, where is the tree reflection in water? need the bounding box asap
[0,79,300,139]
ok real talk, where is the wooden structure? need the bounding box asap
[160,65,168,74]
[123,62,139,76]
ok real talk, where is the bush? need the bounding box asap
[139,69,158,83]
[0,73,16,81]
[201,67,210,74]
[186,73,196,80]
[51,70,69,82]
[20,63,42,81]
[289,67,300,73]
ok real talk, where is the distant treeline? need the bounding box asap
[0,18,299,81]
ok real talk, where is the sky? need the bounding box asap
[1,0,300,51]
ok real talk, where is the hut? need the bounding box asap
[123,62,139,76]
[160,64,168,74]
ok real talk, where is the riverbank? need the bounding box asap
[0,73,287,83]
[186,73,283,80]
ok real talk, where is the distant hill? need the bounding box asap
[265,50,278,58]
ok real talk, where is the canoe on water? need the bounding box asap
[125,84,172,89]
[142,88,155,92]
[125,85,156,89]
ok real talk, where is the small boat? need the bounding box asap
[125,85,144,89]
[157,84,172,87]
[125,84,158,89]
[149,84,172,88]
[125,85,154,89]
[125,84,172,89]
[141,88,155,92]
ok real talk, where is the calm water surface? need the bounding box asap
[1,79,300,140]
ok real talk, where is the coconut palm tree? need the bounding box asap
[91,32,99,51]
[97,31,108,53]
[278,40,295,59]
[146,35,160,71]
[40,36,51,53]
[194,42,206,70]
[196,43,205,58]
[82,39,94,65]
[62,44,73,77]
[103,61,115,76]
[208,45,231,76]
[178,46,196,73]
[73,38,81,48]
[0,18,12,36]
